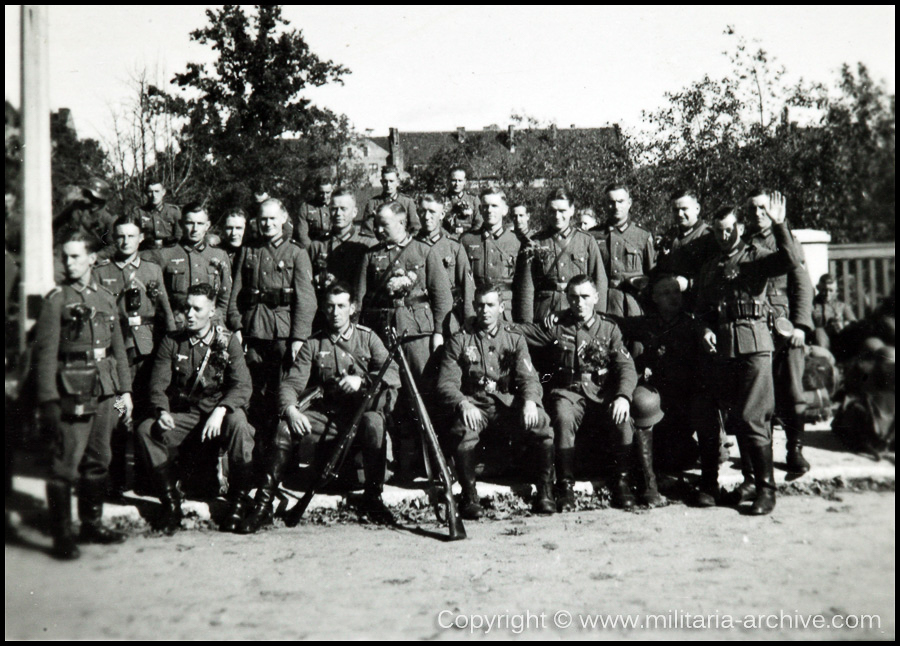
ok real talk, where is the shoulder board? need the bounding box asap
[356,324,375,335]
[214,326,233,342]
[502,323,523,337]
[95,258,111,267]
[46,286,63,299]
[310,328,328,340]
[290,239,304,248]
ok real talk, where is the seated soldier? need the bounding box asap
[240,282,401,533]
[515,275,659,511]
[136,283,255,534]
[437,283,556,519]
[812,273,857,350]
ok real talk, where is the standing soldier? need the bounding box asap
[514,276,654,511]
[227,198,316,431]
[745,188,815,474]
[53,178,117,258]
[361,165,420,236]
[511,201,534,248]
[136,284,255,533]
[308,188,377,300]
[593,183,655,318]
[460,188,521,322]
[34,231,134,559]
[416,193,474,333]
[442,167,482,238]
[694,195,803,515]
[147,203,232,327]
[94,214,176,494]
[241,282,401,532]
[517,188,607,323]
[217,207,248,280]
[130,179,182,251]
[437,284,556,518]
[654,188,719,309]
[295,177,334,249]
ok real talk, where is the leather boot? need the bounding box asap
[696,470,720,508]
[78,477,126,544]
[154,464,184,535]
[219,463,253,533]
[554,447,576,512]
[360,438,393,524]
[609,444,636,510]
[240,446,291,534]
[726,434,756,506]
[633,428,662,507]
[455,447,483,520]
[46,480,80,560]
[748,442,777,516]
[785,421,811,474]
[533,443,556,515]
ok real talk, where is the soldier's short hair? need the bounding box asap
[603,182,631,196]
[260,197,289,216]
[222,207,248,222]
[330,187,356,204]
[60,230,99,253]
[577,207,596,218]
[381,165,400,178]
[144,178,164,190]
[748,186,774,199]
[418,192,443,208]
[316,175,335,187]
[565,274,595,293]
[671,187,700,203]
[449,166,467,177]
[377,201,408,224]
[545,187,574,206]
[322,281,353,301]
[182,202,208,220]
[819,273,837,286]
[186,283,217,301]
[712,205,740,222]
[480,186,507,202]
[511,200,528,210]
[112,213,143,231]
[473,282,503,302]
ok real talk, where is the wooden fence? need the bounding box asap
[828,243,895,318]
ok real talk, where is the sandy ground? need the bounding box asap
[5,492,894,640]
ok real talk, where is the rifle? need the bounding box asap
[387,328,466,541]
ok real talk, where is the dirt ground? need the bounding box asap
[5,491,895,640]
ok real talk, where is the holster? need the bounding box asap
[58,365,100,418]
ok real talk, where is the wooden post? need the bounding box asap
[19,5,55,353]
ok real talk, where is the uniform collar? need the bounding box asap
[475,323,500,339]
[725,239,746,258]
[189,325,215,346]
[148,202,165,214]
[70,279,98,294]
[114,254,141,269]
[386,235,412,250]
[554,226,574,241]
[679,221,703,238]
[266,235,285,249]
[577,314,597,331]
[333,225,355,242]
[328,323,355,343]
[183,240,207,253]
[610,221,630,234]
[422,230,443,245]
[482,225,504,240]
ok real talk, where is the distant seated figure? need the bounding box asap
[812,274,856,350]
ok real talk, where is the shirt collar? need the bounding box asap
[114,254,141,269]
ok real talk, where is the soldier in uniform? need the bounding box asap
[146,203,232,327]
[94,214,176,493]
[442,167,482,238]
[136,283,255,534]
[294,177,334,248]
[361,165,420,236]
[130,179,182,251]
[514,275,647,511]
[511,201,533,248]
[308,188,377,301]
[576,207,598,232]
[593,183,655,318]
[416,193,474,334]
[226,198,316,433]
[460,187,522,322]
[53,178,117,259]
[34,231,133,559]
[240,282,401,532]
[812,273,857,349]
[654,189,719,310]
[694,195,803,515]
[517,188,607,323]
[217,207,248,279]
[745,188,815,475]
[437,284,556,518]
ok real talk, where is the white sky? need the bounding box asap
[5,5,896,146]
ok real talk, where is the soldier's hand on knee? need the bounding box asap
[522,400,539,430]
[431,333,444,352]
[610,396,630,425]
[675,276,690,292]
[460,401,486,432]
[286,406,311,437]
[158,410,176,432]
[338,374,363,394]
[118,393,134,425]
[703,329,717,353]
[290,340,304,361]
[201,406,227,441]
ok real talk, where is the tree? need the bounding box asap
[154,5,355,217]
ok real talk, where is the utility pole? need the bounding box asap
[19,5,55,353]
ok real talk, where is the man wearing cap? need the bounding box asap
[130,179,182,251]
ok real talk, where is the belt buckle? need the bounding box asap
[127,315,142,327]
[73,404,86,416]
[93,348,106,361]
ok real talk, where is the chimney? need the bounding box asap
[388,127,404,173]
[549,124,557,141]
[507,125,516,153]
[456,126,466,143]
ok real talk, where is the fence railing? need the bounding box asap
[828,243,895,318]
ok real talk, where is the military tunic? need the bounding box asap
[694,222,803,446]
[812,295,856,348]
[442,192,482,238]
[654,222,719,290]
[136,326,254,469]
[593,221,656,318]
[308,226,378,298]
[516,227,608,323]
[147,241,232,315]
[33,279,132,484]
[361,192,421,236]
[130,202,182,250]
[460,226,521,322]
[417,230,475,334]
[294,200,332,249]
[437,323,552,451]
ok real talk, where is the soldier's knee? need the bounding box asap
[359,412,385,447]
[273,421,293,451]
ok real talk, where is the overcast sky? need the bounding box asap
[5,5,895,145]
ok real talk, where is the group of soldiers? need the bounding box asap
[34,164,815,560]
